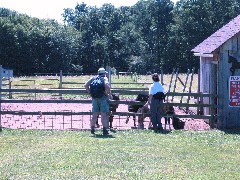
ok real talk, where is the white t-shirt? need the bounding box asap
[149,82,164,95]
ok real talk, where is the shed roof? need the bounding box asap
[192,14,240,54]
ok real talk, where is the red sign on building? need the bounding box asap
[229,76,240,107]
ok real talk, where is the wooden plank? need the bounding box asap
[180,69,190,103]
[0,65,2,131]
[0,99,92,104]
[168,68,175,92]
[13,85,29,86]
[171,68,179,101]
[2,84,9,86]
[62,87,148,90]
[19,80,35,82]
[62,82,152,85]
[0,88,214,97]
[62,82,84,85]
[112,82,152,85]
[45,78,59,81]
[0,110,213,119]
[186,67,195,110]
[39,84,55,86]
[16,95,35,98]
[0,99,213,108]
[0,111,92,115]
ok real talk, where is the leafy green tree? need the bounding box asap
[0,8,81,75]
[131,0,174,73]
[167,0,240,72]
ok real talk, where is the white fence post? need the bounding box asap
[8,69,12,99]
[59,70,63,99]
[106,66,111,88]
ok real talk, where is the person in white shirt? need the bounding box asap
[144,73,164,133]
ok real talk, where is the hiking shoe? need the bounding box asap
[158,126,163,131]
[91,127,95,134]
[153,126,158,133]
[103,129,109,135]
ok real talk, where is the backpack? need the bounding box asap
[90,76,105,98]
[153,92,166,101]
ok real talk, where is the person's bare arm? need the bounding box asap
[105,83,111,95]
[84,79,92,94]
[144,94,152,107]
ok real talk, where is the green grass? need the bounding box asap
[1,129,240,179]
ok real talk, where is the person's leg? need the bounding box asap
[155,100,163,131]
[101,112,109,135]
[156,111,162,130]
[100,96,110,135]
[101,112,109,128]
[150,99,158,132]
[91,98,100,134]
[158,100,163,130]
[90,113,98,134]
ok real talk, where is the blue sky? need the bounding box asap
[0,0,177,23]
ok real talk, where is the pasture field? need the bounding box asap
[11,74,198,90]
[1,129,240,179]
[7,74,199,100]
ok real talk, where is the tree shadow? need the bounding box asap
[221,128,240,135]
[109,129,117,133]
[160,129,172,134]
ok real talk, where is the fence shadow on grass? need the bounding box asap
[222,129,240,135]
[93,134,115,138]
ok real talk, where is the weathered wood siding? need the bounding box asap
[218,34,240,129]
[200,56,214,115]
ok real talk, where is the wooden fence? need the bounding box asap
[0,67,216,131]
[0,88,215,130]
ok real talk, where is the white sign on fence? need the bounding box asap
[229,76,240,107]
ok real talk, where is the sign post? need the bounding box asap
[229,76,240,107]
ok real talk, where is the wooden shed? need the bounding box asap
[192,14,240,129]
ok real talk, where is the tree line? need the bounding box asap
[0,0,240,76]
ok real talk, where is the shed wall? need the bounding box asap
[218,34,240,129]
[200,56,214,115]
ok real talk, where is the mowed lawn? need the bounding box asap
[1,129,240,179]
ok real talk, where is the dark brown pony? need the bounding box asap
[228,55,240,76]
